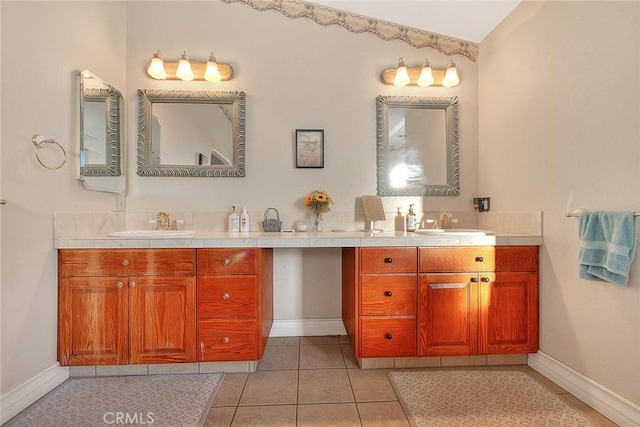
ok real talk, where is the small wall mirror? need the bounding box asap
[77,70,125,193]
[376,95,459,196]
[137,90,245,177]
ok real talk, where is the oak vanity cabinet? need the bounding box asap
[197,248,273,362]
[344,247,417,358]
[417,246,538,357]
[58,249,196,366]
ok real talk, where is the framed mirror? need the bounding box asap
[376,95,459,196]
[77,70,125,193]
[137,90,245,177]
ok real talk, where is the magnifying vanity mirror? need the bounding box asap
[77,70,125,193]
[376,95,459,196]
[137,90,245,177]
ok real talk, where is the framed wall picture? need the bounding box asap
[295,129,324,168]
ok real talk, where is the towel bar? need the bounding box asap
[566,212,640,217]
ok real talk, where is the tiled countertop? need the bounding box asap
[54,230,542,249]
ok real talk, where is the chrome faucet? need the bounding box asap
[434,211,455,229]
[156,212,172,230]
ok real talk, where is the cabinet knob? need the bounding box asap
[383,257,393,263]
[116,281,124,288]
[475,256,484,262]
[222,292,231,300]
[470,277,478,283]
[223,258,231,266]
[222,337,230,344]
[385,333,393,340]
[384,290,393,297]
[480,276,490,283]
[122,259,130,266]
[129,281,137,288]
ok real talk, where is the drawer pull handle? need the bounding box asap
[223,258,231,266]
[480,276,490,283]
[429,283,467,289]
[475,256,484,262]
[383,257,393,263]
[222,292,231,300]
[122,259,130,266]
[385,333,393,340]
[129,281,137,288]
[470,277,478,283]
[222,337,230,344]
[384,290,393,297]
[116,281,124,288]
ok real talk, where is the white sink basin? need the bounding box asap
[107,230,196,238]
[414,229,492,236]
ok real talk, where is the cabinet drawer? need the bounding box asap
[59,249,195,276]
[360,248,416,273]
[198,320,259,361]
[495,246,538,271]
[198,276,258,319]
[360,275,416,315]
[419,247,494,272]
[198,249,257,275]
[360,317,416,357]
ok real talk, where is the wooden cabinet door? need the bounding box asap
[418,274,479,356]
[129,276,196,364]
[479,272,538,354]
[58,277,128,366]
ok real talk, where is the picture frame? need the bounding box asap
[295,129,324,168]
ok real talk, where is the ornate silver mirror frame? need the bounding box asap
[376,95,459,196]
[79,71,122,177]
[137,90,246,177]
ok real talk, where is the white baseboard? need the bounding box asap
[529,351,639,427]
[0,363,69,424]
[270,318,347,337]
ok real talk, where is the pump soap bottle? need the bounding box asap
[240,207,250,232]
[228,206,240,232]
[395,207,406,232]
[406,204,417,232]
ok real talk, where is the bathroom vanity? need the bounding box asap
[55,231,541,369]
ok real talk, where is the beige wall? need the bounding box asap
[480,0,640,405]
[0,1,478,395]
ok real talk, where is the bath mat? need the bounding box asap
[5,373,225,427]
[389,370,597,426]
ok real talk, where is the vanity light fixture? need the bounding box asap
[146,50,234,82]
[393,58,411,87]
[381,58,461,87]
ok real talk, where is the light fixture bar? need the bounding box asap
[146,59,234,81]
[380,67,459,87]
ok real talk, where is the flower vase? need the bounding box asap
[311,211,324,232]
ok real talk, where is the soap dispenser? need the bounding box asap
[228,206,240,232]
[395,207,406,232]
[406,204,417,232]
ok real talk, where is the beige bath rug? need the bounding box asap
[389,370,597,426]
[5,373,225,427]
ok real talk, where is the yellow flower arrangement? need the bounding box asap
[304,189,335,213]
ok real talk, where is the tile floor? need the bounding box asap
[204,336,617,427]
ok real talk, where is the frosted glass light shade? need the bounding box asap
[147,51,167,80]
[442,61,460,88]
[205,53,222,82]
[417,62,434,87]
[394,58,410,87]
[176,52,194,81]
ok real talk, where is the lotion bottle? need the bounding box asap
[240,207,250,232]
[228,206,240,232]
[395,207,406,232]
[406,204,417,232]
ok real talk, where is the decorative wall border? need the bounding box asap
[220,0,479,62]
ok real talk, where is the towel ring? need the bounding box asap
[32,134,67,170]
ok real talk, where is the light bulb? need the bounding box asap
[417,60,434,87]
[147,51,167,80]
[176,51,194,81]
[442,60,460,88]
[204,52,222,82]
[393,58,410,87]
